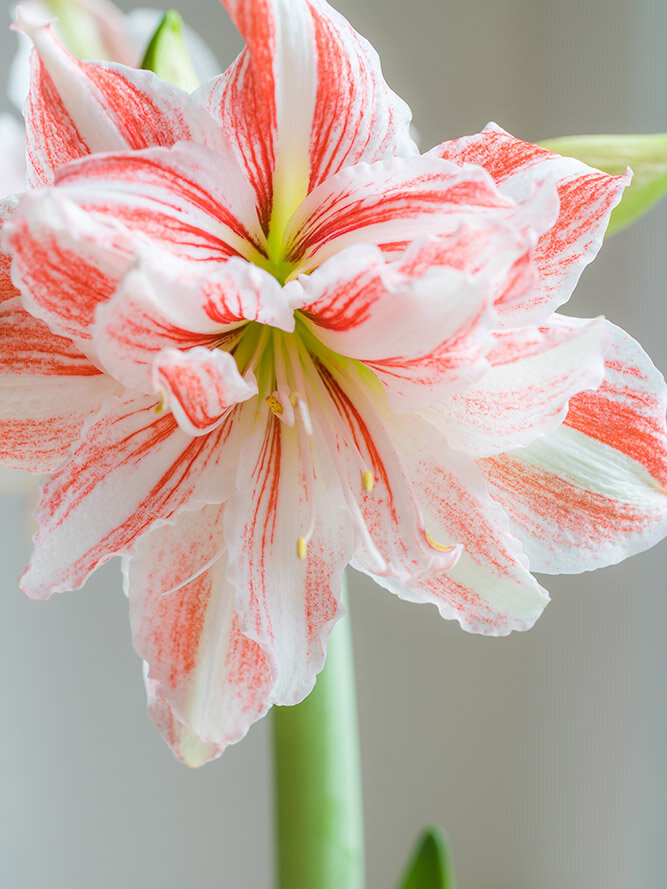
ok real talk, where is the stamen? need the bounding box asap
[272,331,296,426]
[296,346,386,574]
[265,394,284,416]
[425,530,454,552]
[154,387,168,415]
[362,469,374,492]
[298,344,374,482]
[296,536,307,560]
[290,391,313,436]
[159,546,226,596]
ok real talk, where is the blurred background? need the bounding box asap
[1,1,666,887]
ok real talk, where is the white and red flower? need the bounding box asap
[1,0,665,766]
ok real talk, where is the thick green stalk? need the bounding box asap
[272,573,365,889]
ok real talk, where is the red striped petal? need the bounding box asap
[480,319,667,572]
[382,412,549,635]
[283,155,516,272]
[299,243,498,410]
[222,399,353,705]
[436,123,628,325]
[201,0,417,231]
[128,504,274,765]
[153,347,258,436]
[21,393,244,598]
[430,315,607,457]
[0,297,120,471]
[4,142,267,354]
[18,13,220,187]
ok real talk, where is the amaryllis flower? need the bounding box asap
[2,0,666,767]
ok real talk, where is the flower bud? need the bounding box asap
[141,10,199,92]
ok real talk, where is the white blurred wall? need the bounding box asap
[0,1,665,887]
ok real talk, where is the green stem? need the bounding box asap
[272,573,365,889]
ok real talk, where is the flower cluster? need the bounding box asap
[1,0,665,766]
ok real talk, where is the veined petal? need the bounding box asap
[17,11,221,187]
[306,358,461,584]
[0,114,26,195]
[429,315,607,458]
[480,320,667,572]
[4,142,269,354]
[153,347,258,436]
[144,673,225,768]
[0,297,120,471]
[52,142,265,260]
[282,154,548,274]
[223,398,354,705]
[94,255,293,392]
[200,0,417,231]
[21,392,243,599]
[435,123,629,325]
[3,191,131,352]
[127,504,274,765]
[379,411,549,635]
[297,243,496,410]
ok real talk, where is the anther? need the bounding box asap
[296,536,307,560]
[425,530,454,552]
[154,387,168,415]
[265,394,284,416]
[362,470,374,492]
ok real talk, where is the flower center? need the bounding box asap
[231,316,383,562]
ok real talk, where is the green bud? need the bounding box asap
[394,827,457,889]
[540,133,667,236]
[45,0,109,60]
[141,11,199,93]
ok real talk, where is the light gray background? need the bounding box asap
[1,1,666,887]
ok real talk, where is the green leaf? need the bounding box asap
[140,11,199,92]
[394,827,457,889]
[540,133,667,236]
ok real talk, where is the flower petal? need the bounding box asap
[379,411,549,635]
[52,141,265,260]
[435,123,628,324]
[153,346,258,436]
[94,254,293,391]
[0,296,120,471]
[283,153,553,275]
[127,504,274,765]
[4,141,268,354]
[200,0,417,230]
[297,244,493,410]
[144,673,225,768]
[428,315,607,457]
[304,358,461,585]
[3,191,130,353]
[222,399,354,705]
[480,320,667,572]
[21,392,243,598]
[17,11,220,187]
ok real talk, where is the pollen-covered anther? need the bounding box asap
[296,536,307,560]
[265,394,284,416]
[154,387,168,415]
[362,470,374,492]
[425,530,455,552]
